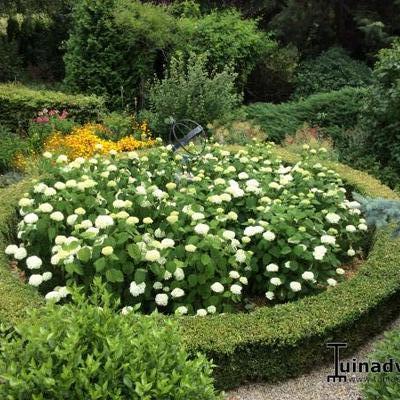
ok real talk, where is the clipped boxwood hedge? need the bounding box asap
[0,146,399,390]
[0,83,105,132]
[244,87,365,142]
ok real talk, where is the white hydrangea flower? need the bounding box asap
[42,271,52,281]
[44,187,57,197]
[194,223,209,235]
[235,249,246,263]
[101,246,114,256]
[95,215,114,229]
[144,250,161,262]
[327,278,337,287]
[263,231,276,241]
[265,291,275,300]
[270,277,282,286]
[175,306,188,315]
[346,225,356,232]
[185,244,197,252]
[66,214,77,225]
[347,248,356,256]
[229,271,240,279]
[143,217,153,224]
[358,223,368,231]
[126,216,139,225]
[174,267,185,281]
[207,305,217,314]
[155,293,168,306]
[164,271,172,280]
[45,291,61,302]
[290,281,302,292]
[24,213,39,224]
[14,247,27,260]
[326,213,340,224]
[210,282,224,293]
[336,268,345,275]
[26,256,42,270]
[74,207,86,216]
[153,281,163,290]
[5,244,18,255]
[196,309,207,316]
[129,281,146,297]
[121,306,134,315]
[49,211,64,222]
[239,276,248,285]
[313,245,327,260]
[160,238,175,249]
[244,226,264,237]
[171,288,185,298]
[321,235,336,245]
[19,198,34,207]
[38,203,53,213]
[222,230,236,240]
[28,274,43,287]
[56,154,68,163]
[266,263,279,272]
[302,271,315,281]
[230,284,242,295]
[227,211,238,220]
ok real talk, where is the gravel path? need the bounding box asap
[226,315,400,400]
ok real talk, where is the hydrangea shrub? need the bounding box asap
[5,142,367,315]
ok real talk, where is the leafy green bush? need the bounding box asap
[362,329,400,399]
[144,52,241,139]
[244,87,365,142]
[0,83,104,133]
[0,125,27,173]
[293,47,372,98]
[359,39,400,179]
[176,9,270,88]
[0,280,221,400]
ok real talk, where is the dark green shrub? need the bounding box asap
[245,44,299,103]
[244,87,365,142]
[0,125,27,173]
[65,0,176,109]
[359,39,400,178]
[0,83,104,132]
[0,36,24,82]
[101,112,134,140]
[293,47,372,98]
[0,281,222,400]
[362,329,400,399]
[144,52,241,139]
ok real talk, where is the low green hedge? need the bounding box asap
[0,83,105,132]
[0,146,399,390]
[244,87,365,142]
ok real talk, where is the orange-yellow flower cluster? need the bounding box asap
[44,124,156,160]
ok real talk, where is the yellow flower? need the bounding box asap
[44,123,156,160]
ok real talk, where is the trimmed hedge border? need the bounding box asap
[0,146,399,389]
[0,83,105,132]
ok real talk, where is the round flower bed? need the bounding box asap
[0,145,399,390]
[5,143,368,315]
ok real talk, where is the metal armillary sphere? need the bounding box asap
[169,118,208,158]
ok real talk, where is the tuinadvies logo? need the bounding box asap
[327,342,400,383]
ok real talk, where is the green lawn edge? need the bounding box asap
[0,145,399,389]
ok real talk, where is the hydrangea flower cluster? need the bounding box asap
[5,142,367,315]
